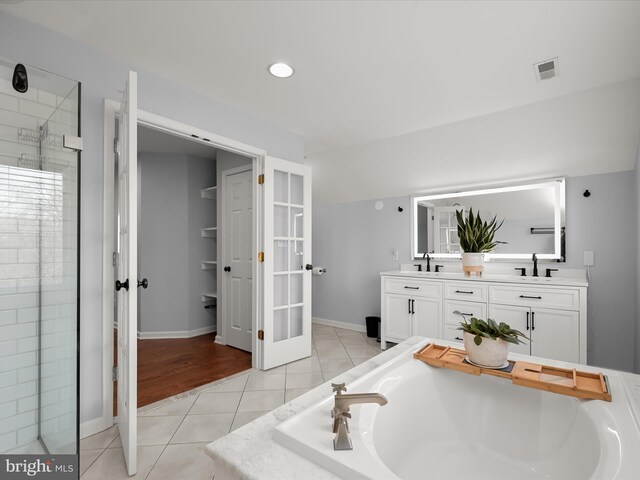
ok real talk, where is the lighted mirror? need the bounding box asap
[412,178,565,260]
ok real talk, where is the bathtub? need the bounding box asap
[274,340,640,479]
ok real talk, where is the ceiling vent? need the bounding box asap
[534,57,558,81]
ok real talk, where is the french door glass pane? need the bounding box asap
[291,207,303,238]
[274,309,288,342]
[274,205,289,237]
[274,170,288,203]
[290,306,303,338]
[290,273,303,304]
[291,174,303,205]
[290,240,304,271]
[274,275,288,307]
[274,240,288,272]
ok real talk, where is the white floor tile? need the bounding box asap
[203,375,248,393]
[285,356,321,373]
[189,391,242,415]
[80,425,119,450]
[79,449,104,476]
[285,372,324,390]
[323,370,351,383]
[170,413,234,444]
[140,396,197,416]
[285,388,310,403]
[146,443,215,480]
[231,411,269,431]
[137,415,184,446]
[245,373,286,391]
[237,390,284,412]
[319,357,354,372]
[80,445,164,479]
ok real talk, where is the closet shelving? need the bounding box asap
[201,185,217,302]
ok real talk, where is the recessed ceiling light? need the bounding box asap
[269,63,294,78]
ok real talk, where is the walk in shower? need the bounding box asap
[0,56,80,455]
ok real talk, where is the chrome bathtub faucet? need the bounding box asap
[330,387,388,451]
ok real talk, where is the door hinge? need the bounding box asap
[258,252,264,263]
[257,174,265,185]
[113,138,119,154]
[112,366,118,382]
[258,330,264,340]
[112,251,118,267]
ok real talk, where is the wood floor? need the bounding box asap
[114,332,252,412]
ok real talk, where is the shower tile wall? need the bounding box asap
[0,75,78,453]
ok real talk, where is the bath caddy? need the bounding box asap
[413,343,611,401]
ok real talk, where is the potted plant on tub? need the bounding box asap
[455,208,504,276]
[458,317,528,368]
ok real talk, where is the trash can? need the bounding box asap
[366,316,380,339]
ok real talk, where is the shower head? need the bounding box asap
[12,63,28,93]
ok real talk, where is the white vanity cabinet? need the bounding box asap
[381,272,587,364]
[381,277,441,347]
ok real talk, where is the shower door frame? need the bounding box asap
[100,99,266,436]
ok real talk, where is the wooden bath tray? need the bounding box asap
[413,343,611,402]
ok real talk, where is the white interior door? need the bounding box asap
[224,167,253,352]
[115,71,138,476]
[261,156,312,369]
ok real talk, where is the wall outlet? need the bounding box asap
[583,251,594,267]
[392,248,399,261]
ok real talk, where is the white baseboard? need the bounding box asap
[312,317,366,333]
[80,415,113,440]
[137,325,216,340]
[214,335,226,345]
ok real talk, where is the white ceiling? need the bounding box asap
[2,1,640,157]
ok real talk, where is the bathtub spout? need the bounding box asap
[332,392,388,450]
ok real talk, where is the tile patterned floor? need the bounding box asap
[80,324,382,479]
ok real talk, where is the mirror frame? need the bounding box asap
[411,178,566,261]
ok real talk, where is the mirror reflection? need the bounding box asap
[413,179,564,260]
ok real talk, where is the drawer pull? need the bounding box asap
[520,295,542,300]
[455,290,474,295]
[404,286,419,290]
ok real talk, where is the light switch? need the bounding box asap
[392,248,399,261]
[584,251,594,267]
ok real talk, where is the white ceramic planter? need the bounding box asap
[461,252,484,276]
[463,331,509,367]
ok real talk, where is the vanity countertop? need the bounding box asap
[380,270,589,287]
[207,337,640,479]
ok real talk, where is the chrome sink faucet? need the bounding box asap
[331,383,388,450]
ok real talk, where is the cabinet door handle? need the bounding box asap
[455,290,474,294]
[519,295,542,300]
[526,311,530,330]
[408,298,411,314]
[411,299,415,315]
[404,286,419,290]
[531,311,535,331]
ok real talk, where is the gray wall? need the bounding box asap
[312,171,637,373]
[138,153,216,335]
[0,13,303,425]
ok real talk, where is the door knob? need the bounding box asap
[224,266,231,272]
[115,279,129,291]
[305,264,313,271]
[137,278,148,289]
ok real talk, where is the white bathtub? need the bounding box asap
[275,340,640,479]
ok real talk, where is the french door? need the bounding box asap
[115,71,138,476]
[261,156,312,369]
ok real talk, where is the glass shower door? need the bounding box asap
[37,86,80,454]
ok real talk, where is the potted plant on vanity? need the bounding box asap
[455,208,504,276]
[458,317,528,368]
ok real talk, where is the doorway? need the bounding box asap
[116,126,255,409]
